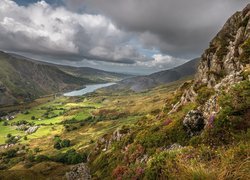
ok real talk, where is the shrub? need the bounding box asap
[35,155,49,162]
[5,135,18,144]
[145,151,180,179]
[61,139,71,148]
[240,38,250,63]
[3,121,8,126]
[34,147,40,153]
[54,141,61,150]
[202,80,250,146]
[53,138,71,149]
[196,87,215,105]
[52,149,87,164]
[3,149,17,158]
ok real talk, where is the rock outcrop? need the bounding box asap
[170,4,250,126]
[65,163,91,180]
[95,128,130,152]
[183,110,205,136]
[25,126,39,134]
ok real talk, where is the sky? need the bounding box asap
[0,0,249,74]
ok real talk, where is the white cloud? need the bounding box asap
[0,0,144,64]
[137,53,186,69]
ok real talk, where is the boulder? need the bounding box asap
[183,110,205,136]
[65,163,91,180]
[25,126,39,134]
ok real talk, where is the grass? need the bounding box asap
[1,76,248,179]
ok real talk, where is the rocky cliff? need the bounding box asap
[170,4,250,123]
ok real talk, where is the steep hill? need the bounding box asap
[56,66,129,83]
[0,4,249,180]
[0,52,128,106]
[170,4,250,116]
[108,58,200,92]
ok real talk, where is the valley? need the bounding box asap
[0,2,249,180]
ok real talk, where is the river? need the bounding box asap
[63,82,116,97]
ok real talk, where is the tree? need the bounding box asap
[3,121,8,126]
[61,139,71,148]
[54,141,61,150]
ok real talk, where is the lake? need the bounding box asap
[63,82,116,97]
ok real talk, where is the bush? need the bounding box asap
[3,149,17,158]
[53,138,71,149]
[61,139,71,148]
[240,38,250,64]
[5,135,18,144]
[3,121,8,126]
[196,87,215,105]
[52,149,87,164]
[54,141,61,150]
[35,155,49,162]
[202,80,250,146]
[64,124,78,132]
[145,151,179,179]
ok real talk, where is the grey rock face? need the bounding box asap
[183,110,205,136]
[170,5,250,126]
[65,163,91,180]
[25,126,39,134]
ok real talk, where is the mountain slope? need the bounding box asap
[0,52,91,105]
[0,5,249,180]
[108,58,200,92]
[87,5,250,179]
[170,4,250,115]
[0,52,128,106]
[56,66,129,83]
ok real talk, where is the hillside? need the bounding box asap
[0,52,128,106]
[57,66,129,83]
[0,4,249,180]
[107,58,200,92]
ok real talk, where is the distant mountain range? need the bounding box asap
[106,58,200,92]
[0,51,129,106]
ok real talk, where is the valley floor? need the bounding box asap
[0,77,249,180]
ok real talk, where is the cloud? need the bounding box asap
[136,54,187,69]
[0,0,147,64]
[1,0,248,74]
[64,0,248,58]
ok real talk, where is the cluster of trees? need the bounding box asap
[53,137,71,150]
[52,149,88,164]
[5,134,19,144]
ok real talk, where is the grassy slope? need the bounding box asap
[0,76,249,179]
[0,52,129,106]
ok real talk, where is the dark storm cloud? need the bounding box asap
[64,0,249,58]
[0,0,249,73]
[0,0,144,64]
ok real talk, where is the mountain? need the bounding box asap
[56,65,129,83]
[107,58,200,92]
[170,4,250,114]
[87,5,250,179]
[0,52,128,106]
[0,4,249,180]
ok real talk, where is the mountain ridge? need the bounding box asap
[106,58,200,92]
[0,51,128,106]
